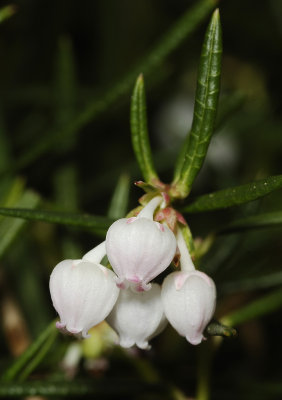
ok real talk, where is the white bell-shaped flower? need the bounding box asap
[50,242,119,338]
[161,229,216,345]
[162,270,216,345]
[105,197,177,291]
[107,283,166,349]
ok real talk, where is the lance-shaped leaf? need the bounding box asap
[172,9,222,198]
[130,75,159,184]
[0,207,114,236]
[182,175,282,213]
[219,212,282,234]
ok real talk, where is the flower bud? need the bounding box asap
[161,270,216,345]
[105,197,176,291]
[49,242,119,338]
[107,283,166,349]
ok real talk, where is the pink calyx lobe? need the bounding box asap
[155,207,186,231]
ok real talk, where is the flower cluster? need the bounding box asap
[49,196,216,348]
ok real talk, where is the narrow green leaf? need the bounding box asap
[13,0,217,171]
[130,75,159,183]
[1,321,57,382]
[108,172,130,219]
[222,288,282,327]
[0,207,113,234]
[173,9,222,198]
[182,175,282,213]
[219,212,282,234]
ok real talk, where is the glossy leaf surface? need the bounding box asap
[173,9,222,198]
[182,175,282,213]
[0,207,113,235]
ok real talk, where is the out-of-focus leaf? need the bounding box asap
[222,288,282,327]
[108,173,130,219]
[182,175,282,213]
[14,0,218,171]
[54,164,81,259]
[1,321,57,382]
[219,211,282,234]
[215,91,245,130]
[0,207,113,235]
[0,5,16,23]
[18,328,58,382]
[0,379,165,397]
[130,75,159,184]
[172,9,222,198]
[0,178,25,209]
[0,191,40,258]
[54,165,78,211]
[220,271,282,294]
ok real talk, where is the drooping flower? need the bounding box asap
[107,283,166,349]
[161,229,216,345]
[105,196,177,291]
[49,242,119,338]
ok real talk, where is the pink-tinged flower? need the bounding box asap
[49,242,119,338]
[107,283,166,349]
[161,270,216,345]
[105,197,177,291]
